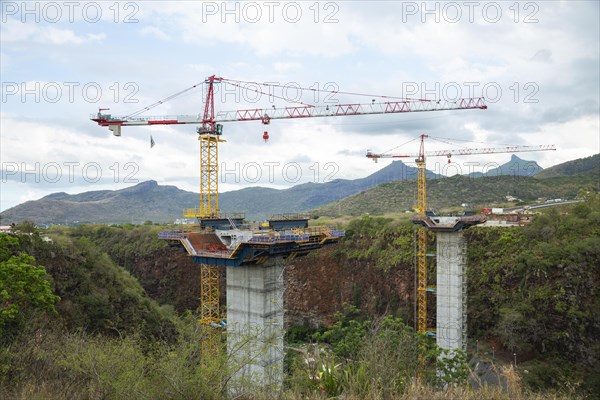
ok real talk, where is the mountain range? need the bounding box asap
[1,154,596,225]
[314,154,599,216]
[0,159,434,224]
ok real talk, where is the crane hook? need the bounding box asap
[262,115,271,143]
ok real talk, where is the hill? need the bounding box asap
[468,155,543,177]
[534,153,600,178]
[314,169,600,216]
[0,160,439,224]
[0,154,576,225]
[0,228,176,342]
[0,180,196,225]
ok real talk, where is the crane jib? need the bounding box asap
[90,98,487,128]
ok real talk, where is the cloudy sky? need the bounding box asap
[1,1,599,211]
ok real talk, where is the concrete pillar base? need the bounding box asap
[226,257,284,396]
[436,231,466,353]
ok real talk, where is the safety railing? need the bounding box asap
[158,231,185,239]
[268,212,309,221]
[248,233,311,243]
[182,209,246,219]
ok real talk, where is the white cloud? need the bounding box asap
[1,20,106,45]
[140,26,170,41]
[273,62,302,73]
[136,1,359,57]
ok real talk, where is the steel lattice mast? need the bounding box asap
[416,135,428,336]
[195,76,222,219]
[197,76,222,356]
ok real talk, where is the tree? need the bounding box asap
[0,233,18,261]
[13,220,38,234]
[0,254,60,332]
[496,307,526,352]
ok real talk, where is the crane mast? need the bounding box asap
[416,135,428,335]
[195,76,222,219]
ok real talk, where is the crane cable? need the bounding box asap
[222,80,314,108]
[118,77,464,121]
[380,136,420,155]
[221,78,430,102]
[428,135,523,148]
[123,81,205,119]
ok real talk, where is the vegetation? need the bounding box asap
[315,169,600,216]
[535,153,599,179]
[1,193,598,398]
[287,306,443,397]
[67,223,169,269]
[464,194,600,395]
[284,305,581,399]
[325,195,600,397]
[0,234,60,342]
[0,228,176,342]
[63,223,200,311]
[2,312,575,400]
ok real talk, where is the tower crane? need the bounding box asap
[367,135,556,337]
[91,76,487,356]
[92,76,487,220]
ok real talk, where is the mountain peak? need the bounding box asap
[42,192,69,200]
[137,180,158,187]
[118,180,159,195]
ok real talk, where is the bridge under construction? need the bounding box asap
[159,215,343,392]
[91,74,489,391]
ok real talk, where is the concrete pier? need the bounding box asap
[436,230,467,352]
[226,257,285,395]
[412,215,485,354]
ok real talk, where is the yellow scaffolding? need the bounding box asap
[416,159,428,380]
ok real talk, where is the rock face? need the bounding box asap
[108,242,415,329]
[129,246,415,328]
[467,155,543,178]
[284,248,415,327]
[126,245,202,312]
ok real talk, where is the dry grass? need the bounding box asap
[283,366,584,400]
